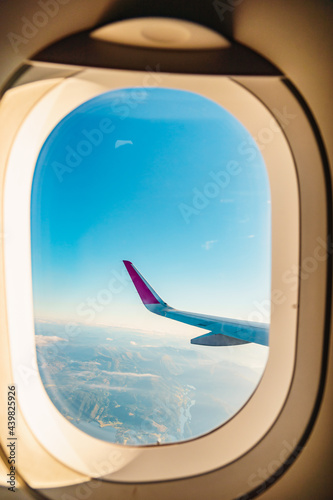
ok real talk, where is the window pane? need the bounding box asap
[31,87,270,445]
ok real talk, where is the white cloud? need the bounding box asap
[82,384,139,392]
[248,235,255,239]
[71,361,101,367]
[115,140,133,149]
[35,335,68,346]
[202,240,218,251]
[101,370,160,378]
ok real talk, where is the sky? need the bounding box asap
[31,87,271,334]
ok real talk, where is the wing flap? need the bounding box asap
[191,332,249,346]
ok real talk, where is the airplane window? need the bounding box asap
[31,87,270,446]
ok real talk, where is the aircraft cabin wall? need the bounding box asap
[0,0,332,499]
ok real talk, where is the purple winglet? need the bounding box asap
[123,260,160,305]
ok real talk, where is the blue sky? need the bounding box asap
[31,87,271,333]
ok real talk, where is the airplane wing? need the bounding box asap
[123,260,269,347]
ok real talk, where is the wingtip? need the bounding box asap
[122,260,164,306]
